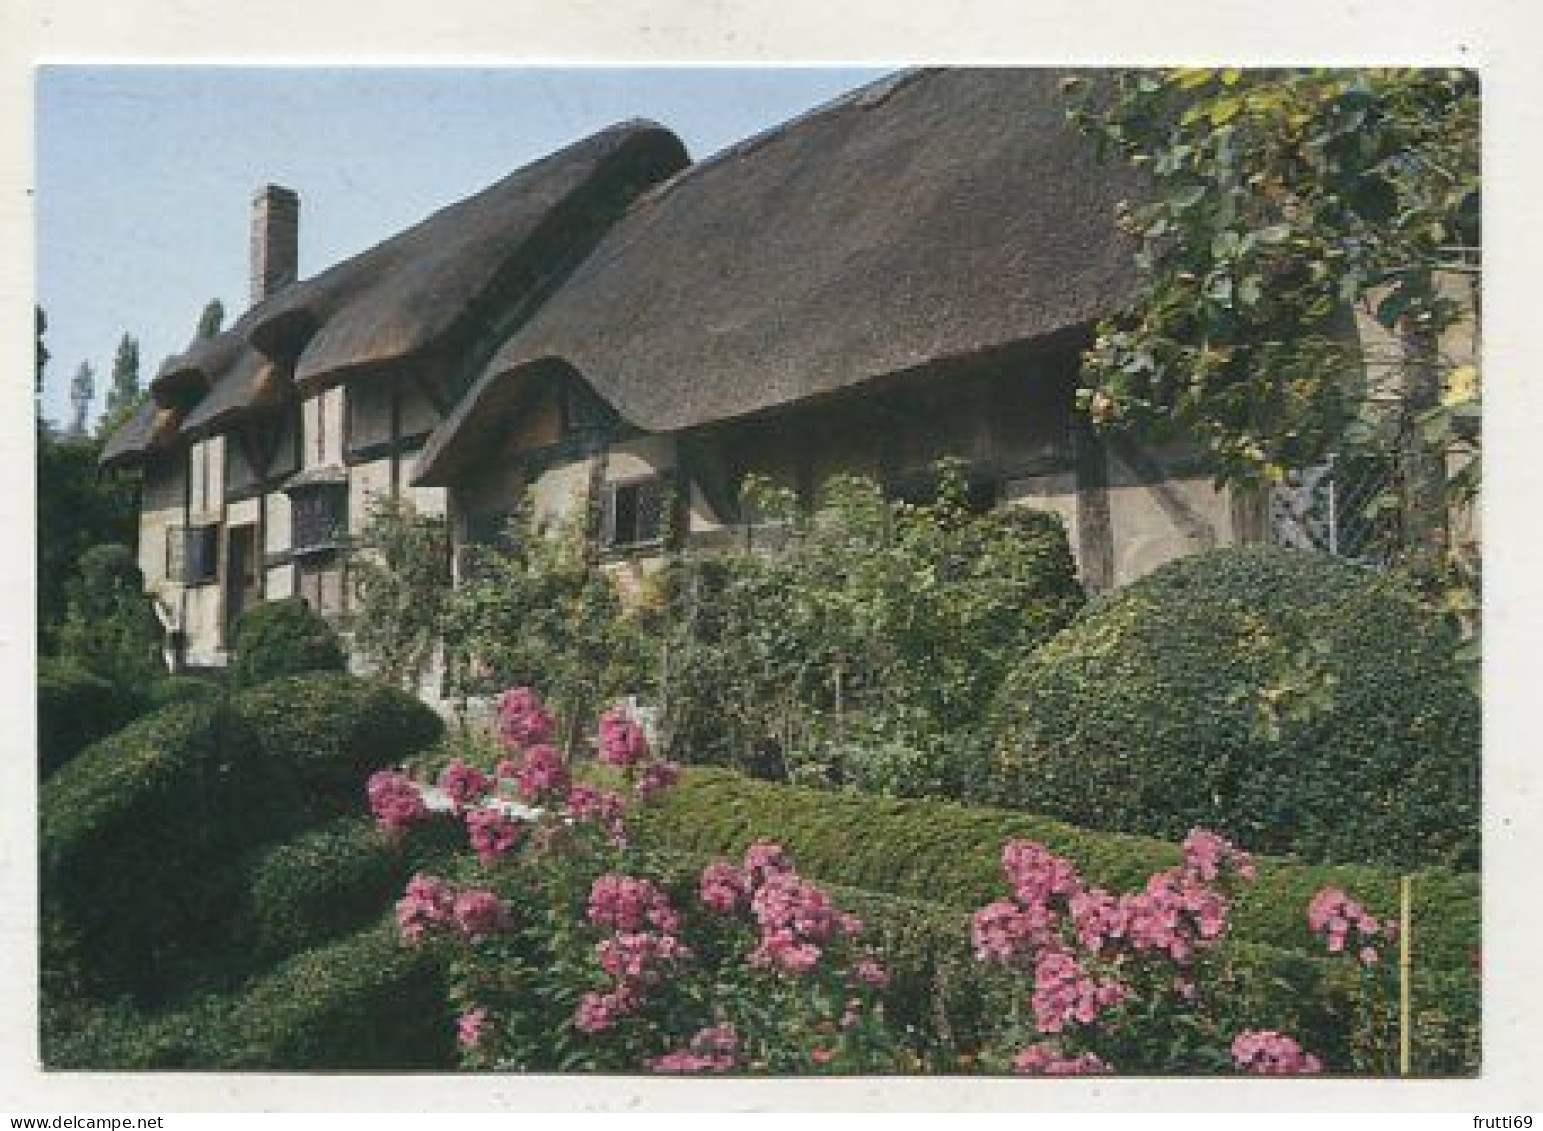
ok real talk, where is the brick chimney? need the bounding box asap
[250,184,300,304]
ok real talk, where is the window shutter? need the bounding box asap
[636,478,665,544]
[598,483,618,549]
[166,525,187,582]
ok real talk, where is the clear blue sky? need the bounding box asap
[35,65,890,429]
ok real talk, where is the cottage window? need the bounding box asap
[225,436,260,499]
[600,477,666,551]
[466,509,520,551]
[167,523,220,585]
[290,484,348,556]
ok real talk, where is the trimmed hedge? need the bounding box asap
[630,768,1480,974]
[39,700,302,996]
[607,843,1476,1075]
[40,674,444,999]
[42,921,455,1070]
[37,656,143,779]
[230,596,347,688]
[236,817,447,963]
[229,672,445,820]
[986,546,1480,868]
[831,887,1476,1075]
[146,673,222,710]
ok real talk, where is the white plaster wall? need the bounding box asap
[605,434,675,483]
[182,582,225,666]
[265,563,295,601]
[1105,473,1235,589]
[349,456,394,537]
[302,386,346,468]
[688,481,726,534]
[187,436,225,523]
[138,458,185,596]
[225,496,260,528]
[404,483,447,518]
[530,457,596,530]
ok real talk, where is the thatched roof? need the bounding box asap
[101,120,689,466]
[99,397,179,469]
[414,67,1145,487]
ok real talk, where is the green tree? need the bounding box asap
[55,543,164,694]
[37,434,140,652]
[1064,68,1480,684]
[103,334,142,419]
[196,298,225,339]
[36,305,50,398]
[34,310,139,649]
[1064,68,1479,517]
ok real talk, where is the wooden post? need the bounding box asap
[1400,873,1413,1076]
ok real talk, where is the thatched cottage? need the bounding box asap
[101,67,1266,674]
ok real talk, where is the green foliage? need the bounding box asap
[444,500,652,747]
[630,767,1479,974]
[196,297,225,339]
[350,496,452,690]
[145,672,223,710]
[229,595,347,688]
[1065,69,1483,684]
[39,700,301,997]
[229,672,445,821]
[54,542,164,694]
[39,673,443,1000]
[1064,68,1480,485]
[43,922,455,1070]
[101,332,142,430]
[236,818,424,963]
[36,656,144,779]
[36,431,138,648]
[660,467,1084,792]
[985,545,1479,868]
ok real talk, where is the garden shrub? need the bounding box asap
[53,542,164,695]
[36,655,143,778]
[213,920,455,1069]
[39,700,302,997]
[443,502,653,745]
[229,672,444,819]
[986,545,1480,868]
[39,673,442,1000]
[236,817,425,963]
[658,469,1083,792]
[42,921,455,1070]
[629,767,1479,973]
[229,596,347,688]
[377,700,1475,1075]
[146,672,223,710]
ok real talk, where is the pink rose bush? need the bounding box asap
[649,1025,739,1074]
[495,686,555,749]
[1308,887,1394,966]
[366,769,428,833]
[1011,1043,1112,1076]
[1231,1030,1324,1075]
[395,873,512,945]
[366,692,1415,1075]
[968,828,1320,1073]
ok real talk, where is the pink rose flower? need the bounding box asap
[367,769,428,832]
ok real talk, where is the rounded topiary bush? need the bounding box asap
[985,546,1479,868]
[40,699,303,996]
[229,596,346,688]
[236,818,422,963]
[37,655,144,779]
[230,672,444,819]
